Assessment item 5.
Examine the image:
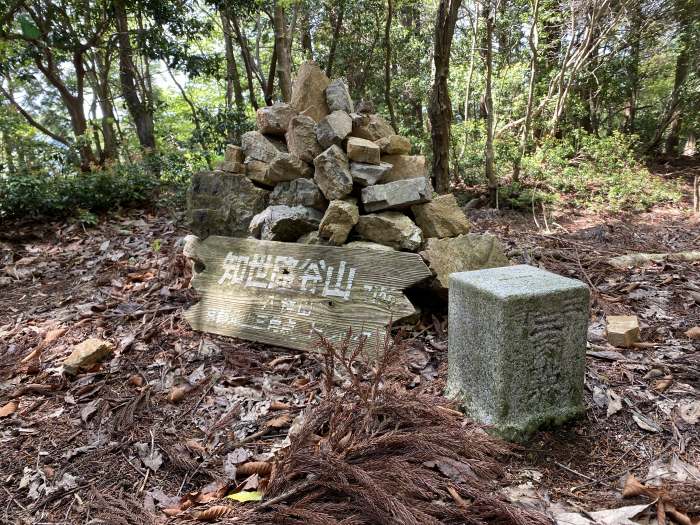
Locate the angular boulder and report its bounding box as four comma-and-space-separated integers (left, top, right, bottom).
355, 100, 375, 114
351, 113, 395, 141
381, 154, 428, 182
242, 131, 287, 163
345, 240, 395, 251
420, 234, 509, 288
218, 160, 245, 174
256, 102, 297, 135
63, 338, 115, 375
412, 194, 470, 238
356, 212, 423, 251
290, 61, 330, 123
326, 79, 354, 113
313, 145, 353, 200
245, 159, 274, 187
347, 137, 380, 164
225, 144, 244, 163
315, 110, 352, 149
267, 153, 313, 183
187, 171, 270, 238
376, 134, 411, 155
269, 178, 327, 210
249, 205, 323, 241
361, 177, 432, 213
286, 115, 322, 163
319, 199, 359, 245
350, 161, 392, 186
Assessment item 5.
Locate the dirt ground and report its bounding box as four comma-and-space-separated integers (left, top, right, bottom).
1, 167, 699, 524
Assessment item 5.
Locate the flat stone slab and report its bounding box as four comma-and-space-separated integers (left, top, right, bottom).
446, 264, 589, 441
361, 177, 432, 213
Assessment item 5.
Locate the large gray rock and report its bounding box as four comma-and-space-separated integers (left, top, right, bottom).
269, 178, 327, 210
375, 135, 411, 155
267, 153, 313, 183
355, 212, 423, 251
286, 115, 322, 163
187, 171, 269, 238
350, 161, 392, 186
315, 110, 352, 149
361, 177, 432, 213
412, 194, 470, 238
290, 61, 330, 123
351, 113, 395, 141
420, 234, 509, 289
346, 137, 380, 164
313, 145, 353, 200
446, 265, 589, 441
380, 154, 428, 182
249, 205, 323, 241
345, 240, 395, 251
218, 160, 245, 174
256, 103, 297, 135
319, 199, 359, 245
326, 79, 354, 113
241, 131, 287, 163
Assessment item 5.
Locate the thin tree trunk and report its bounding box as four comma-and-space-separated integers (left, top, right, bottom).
300, 4, 313, 59
230, 14, 260, 110
92, 50, 119, 161
114, 0, 156, 154
274, 1, 293, 102
459, 1, 478, 158
326, 0, 345, 78
384, 0, 397, 130
165, 64, 212, 169
220, 9, 245, 117
428, 0, 462, 194
482, 1, 497, 204
513, 0, 539, 182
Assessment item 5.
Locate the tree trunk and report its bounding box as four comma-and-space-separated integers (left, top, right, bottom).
513, 0, 539, 182
428, 0, 461, 194
221, 9, 245, 118
383, 0, 397, 130
273, 1, 293, 102
230, 14, 260, 110
300, 5, 313, 59
482, 1, 497, 205
92, 50, 119, 161
326, 0, 345, 78
114, 0, 156, 154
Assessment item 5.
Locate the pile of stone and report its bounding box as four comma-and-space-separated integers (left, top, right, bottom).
187, 61, 507, 286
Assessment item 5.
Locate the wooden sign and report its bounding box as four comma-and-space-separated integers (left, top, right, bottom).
183, 236, 431, 351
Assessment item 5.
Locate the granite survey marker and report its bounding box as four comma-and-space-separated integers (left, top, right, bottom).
184, 236, 431, 351
447, 264, 590, 441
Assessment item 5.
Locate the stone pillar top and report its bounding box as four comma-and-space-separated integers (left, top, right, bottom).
449, 264, 588, 300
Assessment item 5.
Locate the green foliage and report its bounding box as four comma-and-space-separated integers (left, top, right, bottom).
0, 161, 160, 220
521, 132, 682, 211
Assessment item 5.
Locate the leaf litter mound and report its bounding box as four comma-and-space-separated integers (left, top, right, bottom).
235, 332, 552, 525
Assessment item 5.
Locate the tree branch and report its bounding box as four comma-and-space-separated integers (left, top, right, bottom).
0, 83, 70, 145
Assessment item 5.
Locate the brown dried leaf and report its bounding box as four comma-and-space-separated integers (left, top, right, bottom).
195, 505, 237, 521
236, 461, 272, 477
685, 326, 700, 340
266, 413, 291, 429
162, 507, 182, 517
269, 400, 290, 410
0, 400, 18, 418
129, 374, 144, 387
168, 385, 191, 403
654, 376, 673, 393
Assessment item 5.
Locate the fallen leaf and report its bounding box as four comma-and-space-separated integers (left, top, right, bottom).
168, 384, 191, 403
685, 326, 700, 339
606, 390, 623, 417
632, 412, 661, 432
0, 400, 18, 417
653, 375, 673, 392
236, 461, 271, 477
266, 413, 291, 428
678, 401, 700, 425
555, 503, 650, 525
269, 400, 290, 410
226, 490, 263, 503
196, 505, 237, 521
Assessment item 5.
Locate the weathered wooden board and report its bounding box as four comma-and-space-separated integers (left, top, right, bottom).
183, 236, 431, 351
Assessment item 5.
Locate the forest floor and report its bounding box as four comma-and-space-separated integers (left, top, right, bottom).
1, 162, 699, 524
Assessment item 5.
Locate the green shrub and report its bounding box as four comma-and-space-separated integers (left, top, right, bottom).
521, 131, 681, 212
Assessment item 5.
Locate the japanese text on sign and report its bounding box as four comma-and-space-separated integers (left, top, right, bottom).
217, 252, 357, 301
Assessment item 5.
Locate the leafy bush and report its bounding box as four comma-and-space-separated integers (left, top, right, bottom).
0, 161, 160, 221
521, 131, 681, 211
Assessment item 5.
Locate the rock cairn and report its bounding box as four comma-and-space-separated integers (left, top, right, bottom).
188, 61, 505, 284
